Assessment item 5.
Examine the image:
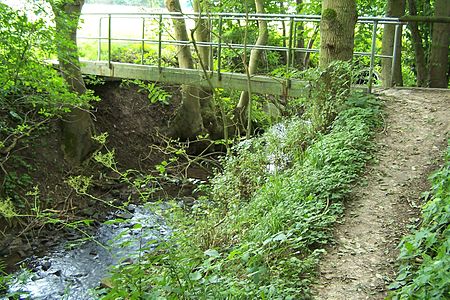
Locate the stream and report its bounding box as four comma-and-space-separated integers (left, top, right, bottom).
3, 204, 169, 300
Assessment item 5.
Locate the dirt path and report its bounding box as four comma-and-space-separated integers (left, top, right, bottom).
313, 89, 450, 299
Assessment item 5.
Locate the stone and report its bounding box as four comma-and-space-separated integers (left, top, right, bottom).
100, 277, 114, 289
41, 261, 51, 271
127, 204, 136, 213
18, 250, 27, 258
116, 212, 133, 220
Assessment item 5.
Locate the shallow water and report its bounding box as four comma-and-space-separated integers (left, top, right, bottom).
5, 205, 169, 300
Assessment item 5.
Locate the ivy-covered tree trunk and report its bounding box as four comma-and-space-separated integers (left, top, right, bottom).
319, 0, 357, 67
318, 0, 356, 131
235, 0, 268, 128
51, 0, 96, 166
165, 0, 204, 139
407, 0, 428, 87
381, 0, 405, 87
428, 0, 450, 88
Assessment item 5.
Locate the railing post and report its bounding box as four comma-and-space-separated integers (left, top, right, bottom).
158, 14, 163, 73
97, 17, 102, 61
292, 17, 297, 67
217, 15, 223, 81
141, 17, 145, 65
209, 16, 213, 72
390, 23, 402, 87
368, 20, 378, 93
108, 14, 112, 68
286, 17, 294, 72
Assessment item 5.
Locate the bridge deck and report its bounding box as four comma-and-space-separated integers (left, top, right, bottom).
80, 60, 309, 97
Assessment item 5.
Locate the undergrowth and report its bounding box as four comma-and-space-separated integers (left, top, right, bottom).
389, 143, 450, 299
98, 90, 382, 299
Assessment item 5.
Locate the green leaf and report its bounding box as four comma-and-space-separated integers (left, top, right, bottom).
204, 249, 220, 258
132, 223, 143, 230
272, 233, 287, 242
189, 271, 202, 281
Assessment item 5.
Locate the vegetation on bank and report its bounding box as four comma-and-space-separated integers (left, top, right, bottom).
98, 79, 383, 298
389, 144, 450, 299
0, 3, 96, 219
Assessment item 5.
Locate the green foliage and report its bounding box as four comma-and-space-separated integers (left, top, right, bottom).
0, 261, 22, 299
2, 171, 33, 208
100, 90, 382, 298
283, 61, 353, 131
389, 144, 450, 299
79, 41, 178, 67
85, 0, 164, 7
0, 197, 16, 218
121, 79, 171, 105
0, 4, 90, 113
84, 75, 106, 86
89, 133, 161, 203
0, 260, 5, 290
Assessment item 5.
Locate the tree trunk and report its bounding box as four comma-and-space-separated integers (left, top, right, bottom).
317, 0, 356, 131
407, 0, 428, 86
51, 0, 96, 166
381, 0, 405, 87
428, 0, 450, 88
319, 0, 357, 67
192, 0, 220, 137
236, 0, 268, 125
295, 0, 306, 70
165, 0, 204, 139
193, 0, 210, 69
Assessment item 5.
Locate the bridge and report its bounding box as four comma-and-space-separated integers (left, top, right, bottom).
76, 12, 405, 95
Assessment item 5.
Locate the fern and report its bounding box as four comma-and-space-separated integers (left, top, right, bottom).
122, 79, 171, 105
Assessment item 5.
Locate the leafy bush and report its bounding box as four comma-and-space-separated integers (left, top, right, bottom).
389, 144, 450, 299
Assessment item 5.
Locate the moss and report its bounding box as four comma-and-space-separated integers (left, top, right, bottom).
322, 8, 337, 21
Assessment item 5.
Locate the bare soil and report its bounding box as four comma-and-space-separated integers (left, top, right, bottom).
92, 81, 180, 170
313, 88, 450, 299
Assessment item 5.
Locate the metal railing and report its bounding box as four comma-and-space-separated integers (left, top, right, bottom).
78, 12, 405, 93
